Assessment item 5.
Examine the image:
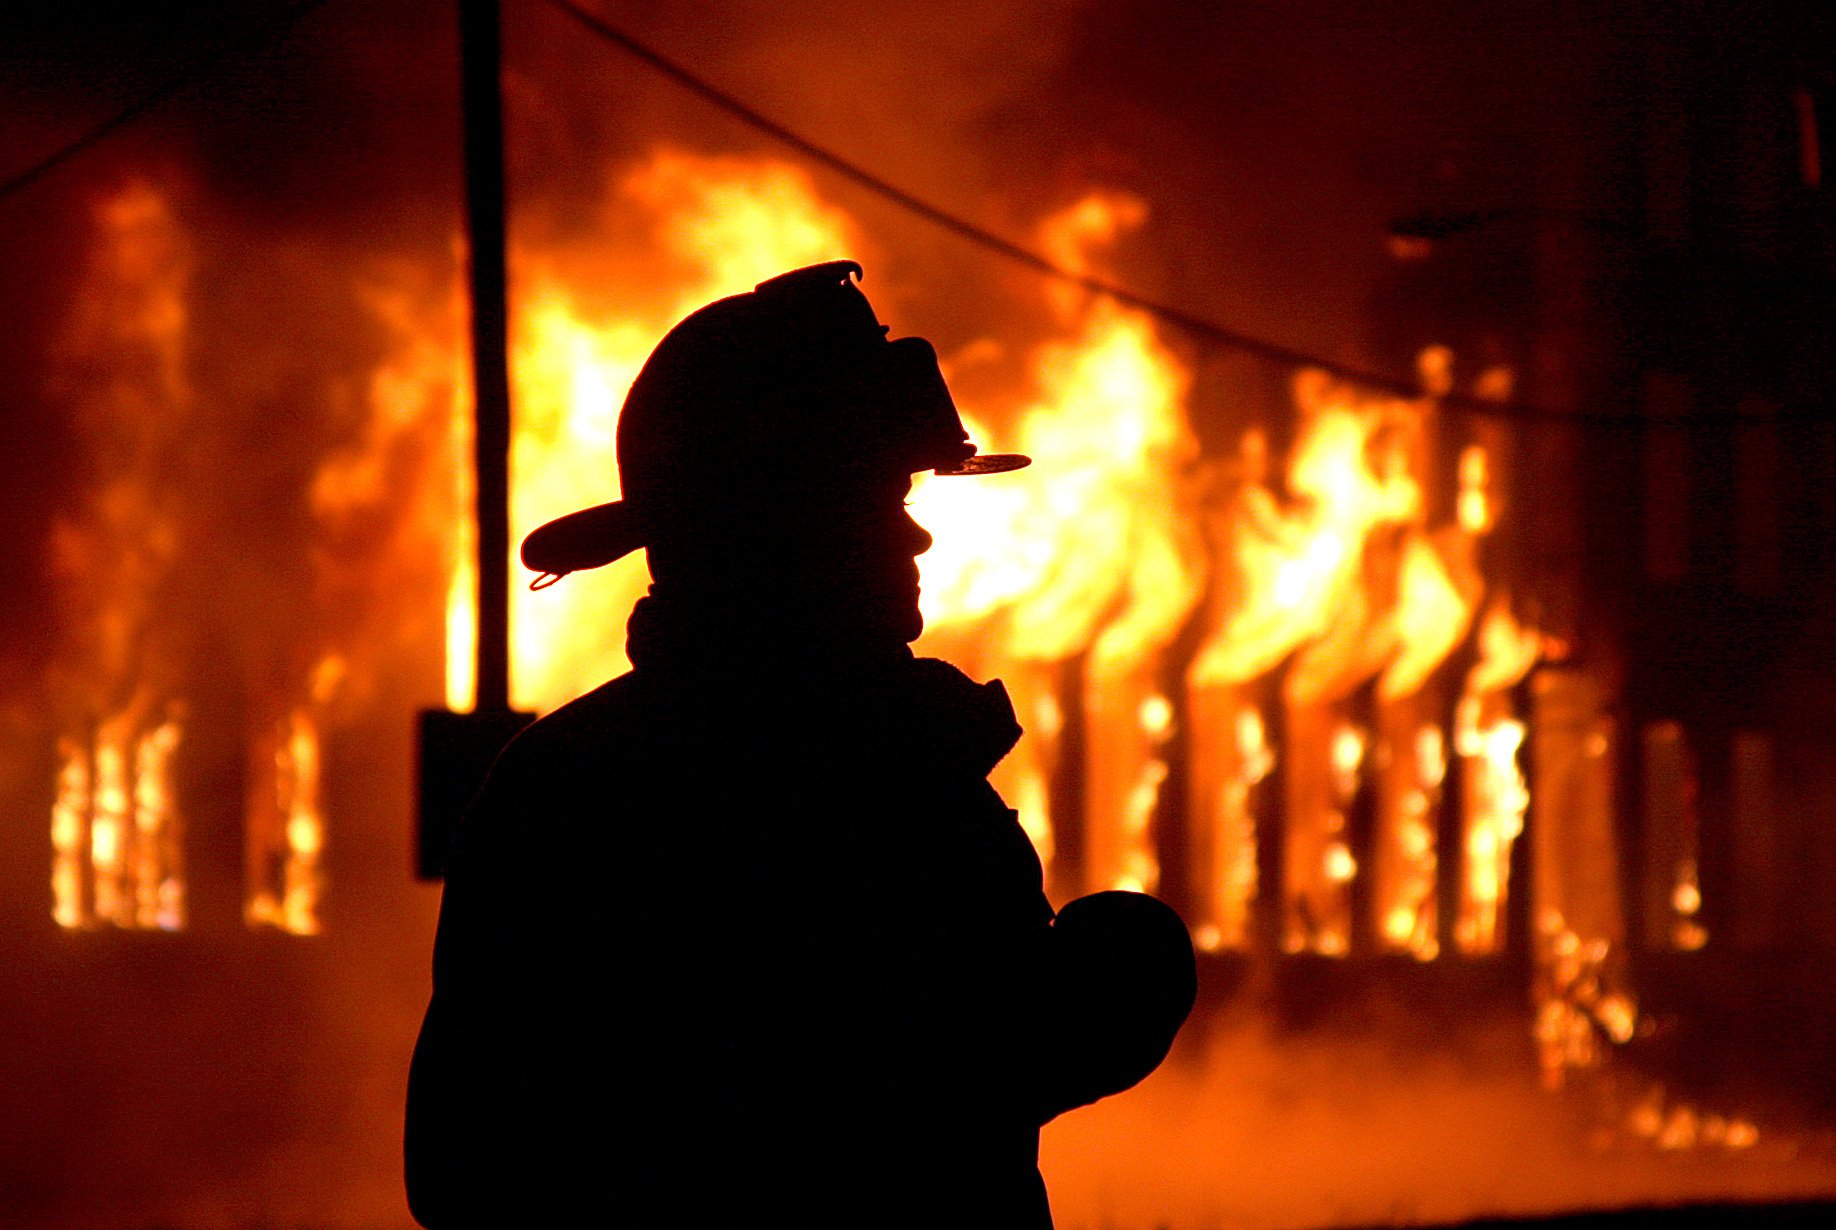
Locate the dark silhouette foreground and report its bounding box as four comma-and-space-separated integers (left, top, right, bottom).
406, 262, 1196, 1228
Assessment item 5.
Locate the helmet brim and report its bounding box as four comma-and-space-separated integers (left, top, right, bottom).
519, 450, 1031, 586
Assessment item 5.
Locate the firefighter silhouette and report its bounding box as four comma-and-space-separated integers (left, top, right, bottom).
405, 262, 1196, 1229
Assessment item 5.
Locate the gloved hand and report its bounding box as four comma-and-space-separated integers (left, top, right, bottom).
1037, 890, 1197, 1120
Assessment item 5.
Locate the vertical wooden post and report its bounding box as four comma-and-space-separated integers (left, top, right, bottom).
460, 0, 511, 714
415, 0, 533, 881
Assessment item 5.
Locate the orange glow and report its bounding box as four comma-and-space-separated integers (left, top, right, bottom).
1376, 721, 1445, 961
51, 715, 185, 931
1188, 702, 1274, 951
477, 151, 863, 714
1672, 859, 1708, 951
50, 742, 87, 929
247, 706, 326, 936
48, 182, 192, 932
1189, 377, 1425, 696
1455, 597, 1541, 954
1180, 356, 1502, 957
913, 192, 1201, 896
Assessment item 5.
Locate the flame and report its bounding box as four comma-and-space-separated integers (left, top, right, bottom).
1379, 530, 1479, 701
1455, 597, 1541, 954
1189, 376, 1424, 695
1183, 355, 1502, 956
47, 182, 192, 931
912, 192, 1201, 896
1457, 444, 1493, 534
50, 742, 87, 929
437, 151, 866, 714
50, 715, 185, 931
1535, 913, 1629, 1087
246, 705, 326, 936
1188, 700, 1274, 952
446, 544, 477, 712
913, 228, 1200, 659
1377, 722, 1445, 960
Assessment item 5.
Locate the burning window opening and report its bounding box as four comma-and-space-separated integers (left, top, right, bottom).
244, 707, 326, 936
52, 715, 186, 932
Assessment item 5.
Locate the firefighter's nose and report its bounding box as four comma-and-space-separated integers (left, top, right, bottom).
903, 509, 934, 557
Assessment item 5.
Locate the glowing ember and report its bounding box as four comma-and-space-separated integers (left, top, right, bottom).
1672, 859, 1708, 951
1637, 719, 1710, 952
1534, 912, 1631, 1087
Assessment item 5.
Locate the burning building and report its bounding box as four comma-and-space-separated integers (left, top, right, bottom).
3, 1, 1836, 1227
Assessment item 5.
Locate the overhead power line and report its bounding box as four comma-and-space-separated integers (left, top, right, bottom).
542, 0, 1825, 430
0, 0, 335, 207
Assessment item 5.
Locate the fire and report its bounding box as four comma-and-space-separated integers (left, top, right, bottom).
1377, 722, 1446, 960
461, 174, 1533, 938
59, 163, 1535, 970
440, 150, 863, 714
1671, 858, 1708, 951
1455, 596, 1540, 954
52, 716, 186, 930
913, 192, 1202, 897
1186, 356, 1495, 955
245, 708, 326, 935
48, 180, 455, 932
46, 182, 192, 931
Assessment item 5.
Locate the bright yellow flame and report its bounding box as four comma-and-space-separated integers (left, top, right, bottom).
51, 742, 87, 929
1380, 532, 1479, 700
1190, 374, 1424, 693
51, 715, 184, 931
1375, 722, 1445, 961
1455, 598, 1540, 955
1457, 445, 1492, 534
132, 719, 183, 931
915, 283, 1201, 664
913, 194, 1200, 899
1138, 694, 1174, 739
1330, 724, 1366, 795
445, 549, 477, 712
500, 151, 862, 714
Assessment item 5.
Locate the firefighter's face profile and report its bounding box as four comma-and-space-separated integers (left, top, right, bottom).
763, 472, 933, 646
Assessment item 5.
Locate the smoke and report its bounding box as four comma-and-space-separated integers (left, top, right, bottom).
1043, 982, 1836, 1230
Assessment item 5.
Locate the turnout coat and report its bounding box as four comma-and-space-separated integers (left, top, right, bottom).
406, 627, 1194, 1229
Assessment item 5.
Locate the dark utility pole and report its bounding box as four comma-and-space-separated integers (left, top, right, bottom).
415, 0, 533, 880
460, 0, 512, 714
